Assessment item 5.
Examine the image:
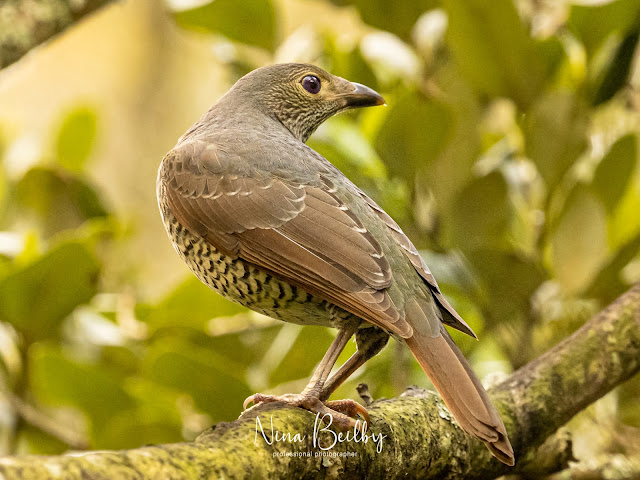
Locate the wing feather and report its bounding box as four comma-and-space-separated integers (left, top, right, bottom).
160, 142, 412, 337
359, 191, 477, 338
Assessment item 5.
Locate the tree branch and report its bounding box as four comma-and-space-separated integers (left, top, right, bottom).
0, 283, 638, 479
0, 0, 114, 70
1, 390, 88, 450
545, 455, 640, 480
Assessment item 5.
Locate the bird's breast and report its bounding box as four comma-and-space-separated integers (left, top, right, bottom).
158, 187, 345, 328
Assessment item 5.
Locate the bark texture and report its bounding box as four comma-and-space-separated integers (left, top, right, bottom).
545, 455, 640, 480
0, 0, 113, 69
0, 283, 638, 479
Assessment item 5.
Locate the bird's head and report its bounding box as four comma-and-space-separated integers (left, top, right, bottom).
228, 63, 385, 143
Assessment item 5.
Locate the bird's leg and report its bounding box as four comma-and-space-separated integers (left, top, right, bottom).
320, 327, 389, 401
243, 321, 369, 430
299, 324, 357, 397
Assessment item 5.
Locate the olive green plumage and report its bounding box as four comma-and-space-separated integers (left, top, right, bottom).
157, 63, 514, 465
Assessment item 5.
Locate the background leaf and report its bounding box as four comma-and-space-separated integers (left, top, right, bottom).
137, 276, 246, 332
55, 107, 98, 172
441, 0, 545, 109
524, 92, 588, 192
15, 167, 108, 236
143, 344, 252, 422
448, 171, 511, 251
590, 31, 639, 106
174, 0, 277, 51
328, 0, 436, 41
30, 343, 135, 435
568, 0, 640, 58
375, 92, 451, 182
591, 134, 637, 213
550, 186, 608, 293
0, 241, 100, 341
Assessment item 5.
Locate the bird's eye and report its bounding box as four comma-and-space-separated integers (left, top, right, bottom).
301, 75, 321, 94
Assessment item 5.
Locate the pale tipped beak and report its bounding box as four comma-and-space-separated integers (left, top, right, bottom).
344, 82, 386, 107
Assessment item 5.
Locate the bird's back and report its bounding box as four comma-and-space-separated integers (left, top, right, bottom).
159, 118, 463, 341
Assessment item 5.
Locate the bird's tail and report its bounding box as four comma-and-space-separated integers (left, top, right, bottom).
405, 330, 515, 466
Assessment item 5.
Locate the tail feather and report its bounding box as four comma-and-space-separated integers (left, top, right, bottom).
405, 329, 515, 466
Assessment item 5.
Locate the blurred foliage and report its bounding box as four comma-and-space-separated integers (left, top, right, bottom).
0, 0, 639, 461
174, 0, 277, 51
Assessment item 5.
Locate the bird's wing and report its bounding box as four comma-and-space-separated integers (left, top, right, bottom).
358, 192, 477, 338
160, 141, 413, 337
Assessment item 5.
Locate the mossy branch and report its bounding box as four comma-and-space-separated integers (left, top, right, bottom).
0, 283, 638, 479
543, 455, 640, 480
0, 0, 114, 70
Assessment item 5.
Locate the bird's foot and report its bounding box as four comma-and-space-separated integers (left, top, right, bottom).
243, 393, 369, 431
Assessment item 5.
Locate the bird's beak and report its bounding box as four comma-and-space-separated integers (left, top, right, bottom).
342, 82, 386, 108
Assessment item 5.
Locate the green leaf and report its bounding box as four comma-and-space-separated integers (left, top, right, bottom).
619, 375, 640, 428
524, 92, 588, 192
441, 0, 545, 109
466, 249, 546, 323
55, 107, 98, 172
328, 0, 436, 41
67, 176, 110, 219
173, 0, 277, 51
269, 326, 335, 386
568, 0, 640, 57
137, 276, 247, 331
591, 31, 639, 106
29, 343, 135, 434
98, 378, 184, 448
99, 411, 183, 449
591, 134, 637, 212
149, 324, 282, 382
585, 231, 640, 303
417, 63, 481, 221
15, 167, 108, 236
100, 345, 141, 377
374, 92, 451, 182
0, 241, 100, 341
190, 324, 282, 369
605, 153, 640, 248
0, 154, 6, 214
550, 186, 608, 293
448, 171, 511, 251
534, 35, 566, 87
18, 425, 69, 455
144, 345, 251, 422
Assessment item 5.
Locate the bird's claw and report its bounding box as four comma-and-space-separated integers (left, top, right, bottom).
326, 399, 370, 430
241, 393, 369, 432
243, 394, 256, 411
243, 393, 279, 411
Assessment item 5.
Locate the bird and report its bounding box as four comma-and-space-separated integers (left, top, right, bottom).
156, 63, 514, 466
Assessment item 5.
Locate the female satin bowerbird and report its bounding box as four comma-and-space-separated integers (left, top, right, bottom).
157, 63, 514, 465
